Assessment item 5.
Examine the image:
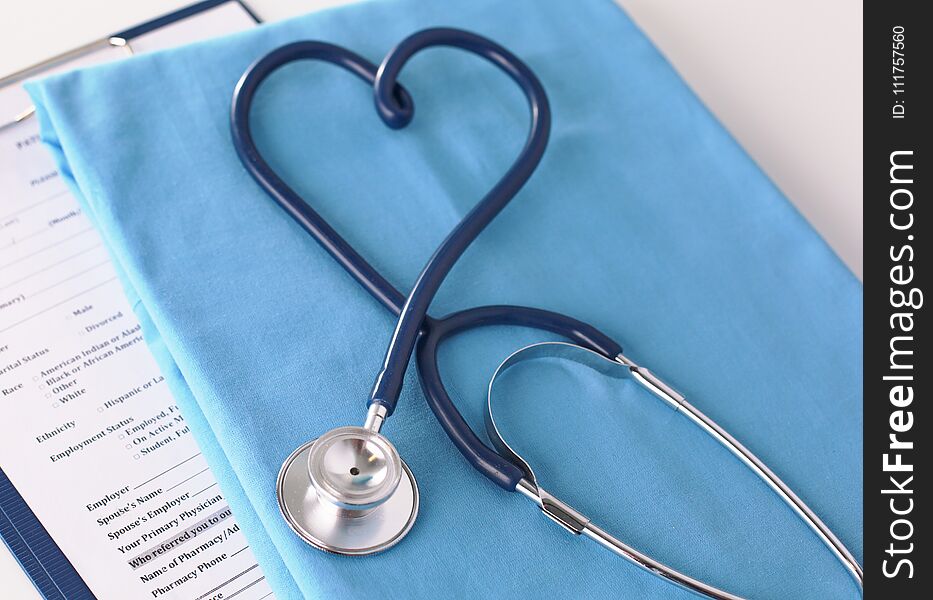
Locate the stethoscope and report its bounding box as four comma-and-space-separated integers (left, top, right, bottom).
230, 27, 862, 599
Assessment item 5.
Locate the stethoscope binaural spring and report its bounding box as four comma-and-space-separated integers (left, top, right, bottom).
230, 27, 862, 599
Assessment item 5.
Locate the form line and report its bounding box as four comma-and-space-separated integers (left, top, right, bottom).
165, 467, 210, 493
193, 482, 218, 497
0, 227, 95, 272
133, 454, 202, 490
0, 276, 117, 334
0, 244, 103, 293
194, 564, 259, 600
25, 260, 110, 298
226, 577, 266, 599
0, 189, 70, 222
0, 226, 53, 251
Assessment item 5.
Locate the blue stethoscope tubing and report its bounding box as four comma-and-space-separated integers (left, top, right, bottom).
231, 27, 862, 599
231, 28, 621, 492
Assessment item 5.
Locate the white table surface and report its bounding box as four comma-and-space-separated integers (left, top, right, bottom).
0, 0, 862, 597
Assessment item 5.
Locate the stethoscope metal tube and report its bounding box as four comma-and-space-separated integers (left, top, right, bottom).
231, 27, 862, 598
487, 342, 863, 599
617, 352, 863, 585
654, 374, 865, 586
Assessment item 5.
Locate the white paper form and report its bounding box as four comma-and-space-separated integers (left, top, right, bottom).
0, 4, 275, 599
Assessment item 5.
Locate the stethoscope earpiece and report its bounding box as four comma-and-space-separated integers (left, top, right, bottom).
277, 411, 419, 555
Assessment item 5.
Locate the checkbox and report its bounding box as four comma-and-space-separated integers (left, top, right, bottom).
118, 434, 125, 440
97, 407, 104, 413
32, 375, 40, 381
38, 384, 45, 390
125, 444, 132, 449
133, 454, 140, 460
52, 402, 60, 408
45, 393, 51, 399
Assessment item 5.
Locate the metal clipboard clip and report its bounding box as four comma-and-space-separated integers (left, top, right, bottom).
0, 36, 134, 132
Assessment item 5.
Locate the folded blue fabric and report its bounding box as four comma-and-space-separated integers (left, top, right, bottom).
27, 0, 862, 597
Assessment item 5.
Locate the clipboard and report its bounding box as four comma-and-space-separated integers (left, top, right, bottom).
0, 3, 260, 598
0, 0, 260, 132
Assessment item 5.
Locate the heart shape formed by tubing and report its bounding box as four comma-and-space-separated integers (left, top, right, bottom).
231, 28, 623, 492
230, 26, 863, 599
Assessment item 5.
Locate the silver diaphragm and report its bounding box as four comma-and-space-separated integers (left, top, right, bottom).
277, 426, 419, 555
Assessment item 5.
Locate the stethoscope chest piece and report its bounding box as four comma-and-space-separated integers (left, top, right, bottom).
277, 426, 419, 555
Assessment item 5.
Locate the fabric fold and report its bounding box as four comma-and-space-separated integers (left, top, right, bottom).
27, 0, 862, 597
